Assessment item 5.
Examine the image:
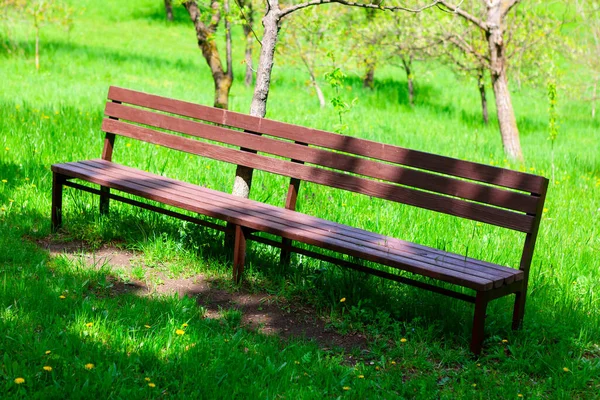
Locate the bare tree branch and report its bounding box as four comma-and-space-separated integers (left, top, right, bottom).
501, 0, 521, 19
437, 0, 488, 31
280, 0, 442, 19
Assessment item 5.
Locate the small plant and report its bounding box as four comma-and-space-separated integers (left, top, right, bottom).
324, 52, 357, 134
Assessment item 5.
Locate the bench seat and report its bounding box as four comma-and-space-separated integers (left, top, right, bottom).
53, 159, 524, 292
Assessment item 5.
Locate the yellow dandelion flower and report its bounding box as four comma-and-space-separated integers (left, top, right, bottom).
563, 367, 569, 372
144, 324, 151, 329
295, 361, 300, 365
1, 207, 5, 212
45, 350, 51, 355
85, 322, 93, 327
1, 179, 7, 183
8, 199, 14, 202
340, 297, 346, 303
25, 177, 29, 181
472, 383, 477, 388
145, 377, 151, 382
84, 363, 95, 370
182, 323, 188, 328
375, 366, 380, 371
518, 395, 523, 398
502, 339, 508, 344
400, 338, 407, 343
342, 386, 350, 391
54, 111, 59, 115
148, 383, 156, 388
126, 143, 132, 147
390, 361, 396, 365
59, 295, 66, 299
43, 366, 52, 372
476, 363, 481, 367
14, 377, 25, 384
357, 375, 364, 379
175, 329, 185, 336
4, 147, 8, 151
42, 115, 50, 119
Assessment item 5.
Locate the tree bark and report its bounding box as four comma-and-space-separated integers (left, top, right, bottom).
477, 69, 489, 125
401, 56, 414, 106
164, 0, 173, 21
185, 1, 233, 109
486, 1, 524, 161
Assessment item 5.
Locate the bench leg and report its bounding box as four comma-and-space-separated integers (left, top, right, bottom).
280, 238, 292, 268
512, 288, 527, 330
51, 173, 65, 233
470, 292, 489, 355
99, 186, 110, 215
232, 225, 247, 283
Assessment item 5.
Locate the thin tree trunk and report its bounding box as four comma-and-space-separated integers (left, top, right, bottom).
35, 25, 39, 71
300, 54, 325, 108
478, 69, 489, 125
242, 1, 254, 86
185, 1, 232, 109
401, 56, 414, 106
363, 64, 375, 89
491, 71, 522, 160
233, 3, 280, 199
164, 0, 173, 21
487, 3, 524, 161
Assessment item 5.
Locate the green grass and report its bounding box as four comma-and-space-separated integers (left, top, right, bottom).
1, 0, 599, 398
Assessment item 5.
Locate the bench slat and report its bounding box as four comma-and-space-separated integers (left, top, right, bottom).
104, 102, 539, 215
107, 86, 548, 194
79, 159, 517, 287
53, 160, 522, 290
101, 119, 535, 233
81, 159, 521, 282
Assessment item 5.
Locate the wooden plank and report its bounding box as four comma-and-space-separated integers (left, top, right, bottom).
103, 102, 538, 214
249, 234, 477, 303
107, 86, 548, 194
101, 119, 534, 233
81, 159, 522, 284
53, 160, 506, 289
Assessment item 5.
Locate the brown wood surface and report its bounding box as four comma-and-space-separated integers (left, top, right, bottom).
101, 119, 534, 233
103, 102, 538, 214
107, 86, 548, 194
52, 160, 525, 290
76, 159, 523, 283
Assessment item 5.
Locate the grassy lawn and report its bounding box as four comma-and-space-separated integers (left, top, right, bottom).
1, 0, 599, 398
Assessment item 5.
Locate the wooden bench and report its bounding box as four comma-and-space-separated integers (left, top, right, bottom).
51, 86, 548, 354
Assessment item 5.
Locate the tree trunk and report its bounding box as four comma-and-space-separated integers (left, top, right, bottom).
478, 69, 489, 125
184, 1, 232, 109
486, 3, 524, 161
164, 0, 173, 21
242, 1, 255, 86
35, 25, 39, 71
401, 56, 414, 106
232, 2, 281, 199
300, 54, 325, 108
491, 71, 522, 161
363, 64, 375, 89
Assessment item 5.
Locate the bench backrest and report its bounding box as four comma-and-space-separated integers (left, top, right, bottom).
101, 86, 548, 272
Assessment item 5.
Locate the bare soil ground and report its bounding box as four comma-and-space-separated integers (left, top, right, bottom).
38, 240, 368, 353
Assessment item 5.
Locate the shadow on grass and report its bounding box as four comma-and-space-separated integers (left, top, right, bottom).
131, 2, 193, 25
0, 39, 198, 72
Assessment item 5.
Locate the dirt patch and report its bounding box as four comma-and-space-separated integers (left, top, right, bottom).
38, 239, 367, 352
